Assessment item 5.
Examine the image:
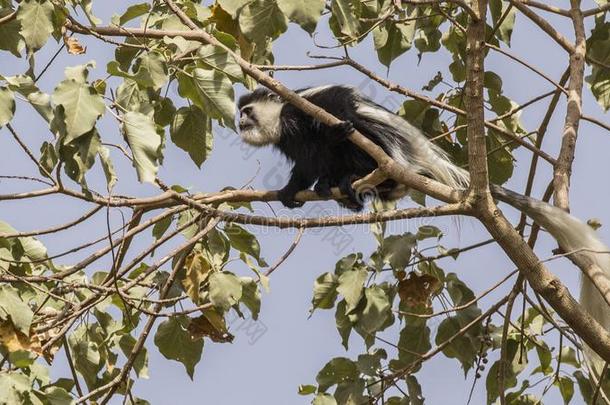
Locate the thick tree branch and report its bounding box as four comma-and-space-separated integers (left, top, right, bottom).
583, 2, 610, 17
553, 0, 586, 211
465, 0, 489, 195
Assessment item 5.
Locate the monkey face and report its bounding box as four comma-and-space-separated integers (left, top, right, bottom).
237, 100, 283, 146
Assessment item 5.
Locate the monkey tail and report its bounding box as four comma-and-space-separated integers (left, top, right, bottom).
493, 186, 610, 379
354, 100, 470, 191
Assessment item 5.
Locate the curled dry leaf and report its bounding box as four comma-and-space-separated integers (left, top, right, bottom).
65, 37, 87, 55
187, 311, 234, 343
397, 272, 441, 308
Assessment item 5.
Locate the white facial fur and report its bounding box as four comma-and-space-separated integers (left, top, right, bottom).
239, 101, 284, 146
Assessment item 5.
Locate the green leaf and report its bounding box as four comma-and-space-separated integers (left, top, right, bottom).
559, 346, 580, 368
152, 216, 173, 240
79, 0, 102, 25
0, 87, 15, 127
0, 10, 23, 56
115, 79, 149, 112
177, 209, 199, 239
0, 221, 48, 262
119, 334, 149, 379
170, 106, 213, 168
573, 370, 594, 404
98, 145, 117, 190
532, 341, 553, 375
68, 325, 102, 389
44, 386, 74, 405
586, 20, 610, 111
108, 52, 168, 92
484, 71, 503, 92
406, 376, 425, 405
0, 285, 34, 334
357, 349, 386, 377
489, 0, 516, 45
313, 393, 338, 405
316, 357, 358, 391
177, 68, 236, 129
311, 272, 339, 311
334, 379, 366, 404
449, 59, 466, 82
336, 268, 367, 312
240, 277, 261, 320
435, 314, 480, 374
197, 45, 244, 82
133, 52, 168, 91
154, 97, 176, 127
330, 0, 361, 40
8, 350, 35, 368
154, 316, 203, 379
485, 340, 526, 403
355, 286, 391, 337
445, 273, 475, 306
208, 271, 243, 311
239, 0, 288, 44
122, 111, 163, 183
277, 0, 324, 34
115, 3, 151, 26
4, 75, 53, 121
0, 371, 30, 404
380, 233, 416, 271
374, 20, 416, 67
60, 129, 101, 187
17, 0, 54, 51
390, 324, 431, 372
202, 228, 230, 270
298, 384, 317, 395
335, 300, 352, 349
217, 0, 252, 17
224, 223, 266, 266
554, 376, 574, 404
52, 66, 106, 142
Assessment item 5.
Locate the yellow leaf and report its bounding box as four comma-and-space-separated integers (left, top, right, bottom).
0, 320, 42, 355
182, 252, 212, 303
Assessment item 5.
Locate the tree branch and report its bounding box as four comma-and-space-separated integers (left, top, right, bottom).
465, 0, 489, 195
553, 0, 586, 211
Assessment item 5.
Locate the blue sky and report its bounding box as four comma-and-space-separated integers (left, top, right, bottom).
1, 1, 609, 403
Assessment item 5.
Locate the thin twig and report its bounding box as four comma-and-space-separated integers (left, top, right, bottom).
0, 206, 102, 238
264, 227, 305, 276
5, 124, 55, 183
486, 43, 568, 94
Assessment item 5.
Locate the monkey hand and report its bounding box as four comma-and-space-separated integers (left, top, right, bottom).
277, 187, 305, 208
339, 175, 364, 211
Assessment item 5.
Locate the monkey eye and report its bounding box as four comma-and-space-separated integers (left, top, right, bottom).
240, 106, 253, 116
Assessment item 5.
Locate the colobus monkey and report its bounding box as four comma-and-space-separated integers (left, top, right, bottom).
238, 85, 468, 210
237, 85, 610, 375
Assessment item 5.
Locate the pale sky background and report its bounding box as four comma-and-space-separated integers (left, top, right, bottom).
1, 1, 609, 404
